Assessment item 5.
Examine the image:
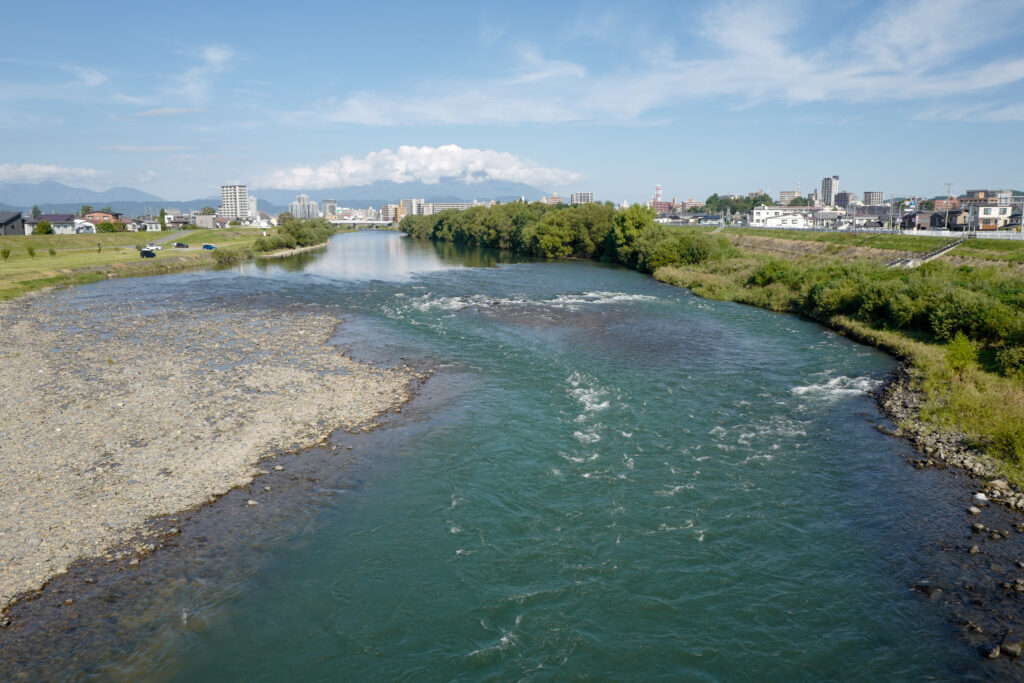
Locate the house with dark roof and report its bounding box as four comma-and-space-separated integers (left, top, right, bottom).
0, 211, 24, 236
24, 214, 76, 234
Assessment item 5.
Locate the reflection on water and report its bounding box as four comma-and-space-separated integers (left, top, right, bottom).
244, 230, 529, 281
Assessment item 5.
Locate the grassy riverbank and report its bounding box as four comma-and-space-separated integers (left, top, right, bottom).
0, 220, 348, 300
402, 205, 1024, 483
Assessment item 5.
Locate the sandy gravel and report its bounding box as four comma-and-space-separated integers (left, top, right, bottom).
0, 291, 415, 609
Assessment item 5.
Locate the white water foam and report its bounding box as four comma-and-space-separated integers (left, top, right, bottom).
791, 375, 883, 400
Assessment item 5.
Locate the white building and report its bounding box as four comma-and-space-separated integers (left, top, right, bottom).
863, 191, 884, 206
750, 204, 809, 228
541, 194, 564, 205
321, 199, 338, 218
570, 192, 595, 205
288, 194, 320, 219
821, 176, 839, 207
971, 204, 1013, 229
219, 185, 249, 220
399, 198, 423, 216
74, 219, 96, 234
248, 195, 258, 219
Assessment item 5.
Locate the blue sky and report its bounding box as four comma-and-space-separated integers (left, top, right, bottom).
2, 0, 1023, 202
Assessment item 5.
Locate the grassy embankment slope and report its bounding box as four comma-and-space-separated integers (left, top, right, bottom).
0, 229, 268, 300
0, 220, 349, 300
402, 203, 1024, 483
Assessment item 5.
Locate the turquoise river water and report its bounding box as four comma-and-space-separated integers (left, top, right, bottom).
3, 230, 1001, 680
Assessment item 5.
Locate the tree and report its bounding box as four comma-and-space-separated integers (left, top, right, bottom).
100, 206, 113, 213
789, 196, 810, 206
946, 332, 976, 379
31, 205, 41, 219
158, 208, 167, 229
609, 204, 656, 267
33, 220, 53, 235
200, 207, 217, 215
97, 222, 119, 233
921, 200, 935, 211
81, 204, 93, 216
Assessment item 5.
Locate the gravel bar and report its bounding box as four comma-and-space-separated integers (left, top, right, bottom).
0, 291, 415, 610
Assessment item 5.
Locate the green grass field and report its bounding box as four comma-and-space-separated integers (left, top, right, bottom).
723, 227, 955, 253
0, 228, 278, 300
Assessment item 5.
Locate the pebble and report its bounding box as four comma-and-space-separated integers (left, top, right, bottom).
273, 465, 284, 471
972, 523, 985, 534
246, 500, 259, 506
974, 492, 990, 506
968, 506, 981, 515
970, 545, 980, 555
1002, 634, 1024, 658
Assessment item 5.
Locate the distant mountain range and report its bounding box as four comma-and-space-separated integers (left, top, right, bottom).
0, 179, 551, 216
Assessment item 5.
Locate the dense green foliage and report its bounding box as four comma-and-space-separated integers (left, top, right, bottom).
32, 220, 52, 235
96, 222, 120, 233
401, 202, 736, 273
703, 193, 774, 215
253, 218, 341, 253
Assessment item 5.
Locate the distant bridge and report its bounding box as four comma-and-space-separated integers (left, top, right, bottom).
329, 219, 395, 229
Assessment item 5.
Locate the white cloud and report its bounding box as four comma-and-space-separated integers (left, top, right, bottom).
260, 145, 582, 189
291, 0, 1024, 126
0, 163, 102, 183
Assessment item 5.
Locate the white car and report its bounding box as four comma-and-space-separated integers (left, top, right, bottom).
146, 243, 162, 250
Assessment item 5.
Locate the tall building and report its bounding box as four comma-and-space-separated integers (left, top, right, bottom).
863, 191, 883, 206
247, 196, 258, 219
821, 176, 839, 207
288, 194, 319, 219
399, 198, 423, 216
835, 191, 856, 209
321, 199, 338, 218
219, 185, 249, 220
779, 190, 800, 205
570, 192, 595, 205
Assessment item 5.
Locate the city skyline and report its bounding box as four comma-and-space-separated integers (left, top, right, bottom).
2, 0, 1023, 203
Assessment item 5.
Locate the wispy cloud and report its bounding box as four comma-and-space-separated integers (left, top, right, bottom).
259, 144, 582, 189
115, 45, 234, 109
289, 0, 1024, 126
0, 163, 103, 183
0, 59, 108, 101
101, 145, 192, 152
133, 107, 203, 118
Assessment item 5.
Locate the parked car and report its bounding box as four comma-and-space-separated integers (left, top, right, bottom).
173, 242, 189, 248
202, 243, 216, 250
146, 243, 162, 250
140, 249, 156, 258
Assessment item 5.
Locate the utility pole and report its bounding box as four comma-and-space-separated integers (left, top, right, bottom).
944, 182, 952, 231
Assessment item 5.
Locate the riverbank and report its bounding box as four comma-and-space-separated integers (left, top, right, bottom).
0, 289, 419, 612
0, 228, 273, 300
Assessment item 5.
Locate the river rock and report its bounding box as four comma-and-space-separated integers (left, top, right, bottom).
968, 506, 981, 515
986, 645, 1002, 659
971, 522, 985, 533
973, 492, 990, 506
1002, 634, 1024, 658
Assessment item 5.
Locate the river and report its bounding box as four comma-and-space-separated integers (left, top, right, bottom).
1, 230, 1006, 679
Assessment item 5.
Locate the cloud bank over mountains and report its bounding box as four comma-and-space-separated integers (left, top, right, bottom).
261, 145, 582, 190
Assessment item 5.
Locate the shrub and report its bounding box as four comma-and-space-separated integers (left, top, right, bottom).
1, 247, 9, 260
48, 247, 56, 257
27, 245, 36, 258
808, 279, 860, 317
997, 346, 1024, 378
945, 332, 977, 376
749, 259, 801, 289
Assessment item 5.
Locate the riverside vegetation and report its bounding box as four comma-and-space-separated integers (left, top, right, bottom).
0, 219, 345, 298
402, 203, 1024, 481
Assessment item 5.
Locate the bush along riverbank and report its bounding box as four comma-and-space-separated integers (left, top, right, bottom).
402, 204, 1024, 488
213, 218, 347, 265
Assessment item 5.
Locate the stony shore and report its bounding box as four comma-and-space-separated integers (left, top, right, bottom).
0, 290, 417, 611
